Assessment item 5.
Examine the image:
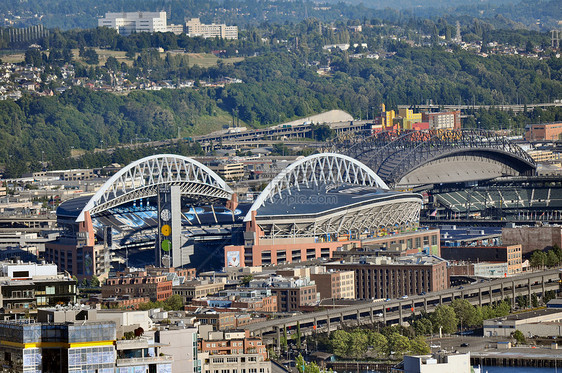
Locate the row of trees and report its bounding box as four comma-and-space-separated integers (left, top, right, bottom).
411, 299, 512, 336
328, 328, 430, 359
529, 245, 562, 268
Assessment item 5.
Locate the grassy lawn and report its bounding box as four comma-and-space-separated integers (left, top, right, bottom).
1, 48, 244, 68
0, 52, 25, 63
163, 51, 244, 67
189, 112, 244, 136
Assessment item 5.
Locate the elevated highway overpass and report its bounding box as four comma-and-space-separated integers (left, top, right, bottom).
247, 269, 561, 341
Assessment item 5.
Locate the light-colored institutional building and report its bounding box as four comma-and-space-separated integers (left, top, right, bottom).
185, 18, 238, 39
98, 11, 168, 35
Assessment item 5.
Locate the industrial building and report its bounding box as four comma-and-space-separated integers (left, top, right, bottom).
483, 309, 562, 338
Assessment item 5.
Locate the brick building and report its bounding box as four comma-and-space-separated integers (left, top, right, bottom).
309, 270, 355, 300
525, 122, 562, 141
173, 280, 226, 303
248, 276, 319, 312
440, 245, 522, 276
102, 270, 173, 302
191, 289, 277, 313
502, 226, 562, 255
199, 330, 267, 360
325, 255, 449, 299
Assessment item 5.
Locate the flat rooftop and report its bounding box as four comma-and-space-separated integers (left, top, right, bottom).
488, 308, 562, 322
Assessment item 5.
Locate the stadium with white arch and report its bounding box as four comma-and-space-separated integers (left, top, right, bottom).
47, 129, 539, 276
49, 153, 424, 275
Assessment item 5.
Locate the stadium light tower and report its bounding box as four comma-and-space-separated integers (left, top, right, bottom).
156, 185, 181, 268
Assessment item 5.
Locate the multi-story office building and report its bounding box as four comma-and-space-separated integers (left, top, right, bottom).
525, 122, 562, 141
102, 269, 173, 302
44, 211, 109, 280
98, 11, 168, 35
0, 318, 116, 372
0, 261, 77, 315
422, 111, 461, 130
115, 338, 173, 372
440, 244, 522, 276
199, 330, 268, 361
173, 280, 226, 303
326, 255, 449, 299
155, 326, 200, 373
185, 18, 238, 39
397, 108, 423, 130
187, 311, 237, 330
210, 162, 245, 181
192, 289, 278, 312
248, 276, 319, 312
310, 270, 355, 300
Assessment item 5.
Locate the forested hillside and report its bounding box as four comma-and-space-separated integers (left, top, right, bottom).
0, 0, 560, 30
1, 42, 561, 176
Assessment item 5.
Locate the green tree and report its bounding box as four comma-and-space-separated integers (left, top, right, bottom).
494, 300, 511, 317
531, 294, 539, 308
295, 321, 302, 350
368, 332, 388, 357
452, 299, 481, 329
517, 295, 528, 309
241, 275, 253, 286
163, 294, 184, 310
329, 329, 350, 357
90, 275, 100, 287
530, 250, 547, 268
348, 329, 369, 359
409, 336, 431, 354
412, 317, 433, 336
546, 250, 560, 267
311, 124, 334, 141
513, 330, 526, 344
387, 332, 410, 358
544, 290, 556, 304
295, 354, 322, 373
281, 326, 288, 353
430, 305, 458, 334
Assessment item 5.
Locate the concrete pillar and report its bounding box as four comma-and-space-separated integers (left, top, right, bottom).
489, 286, 493, 305
439, 295, 443, 305
478, 288, 483, 307
423, 298, 428, 312
383, 306, 387, 323
501, 282, 505, 300
542, 275, 546, 297
370, 307, 374, 323
399, 303, 403, 325
327, 314, 331, 334
340, 313, 344, 325
511, 281, 516, 307
357, 310, 361, 326
527, 278, 532, 306
276, 326, 281, 351
313, 318, 317, 333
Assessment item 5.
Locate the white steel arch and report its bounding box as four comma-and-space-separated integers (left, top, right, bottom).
244, 153, 388, 222
77, 154, 233, 222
